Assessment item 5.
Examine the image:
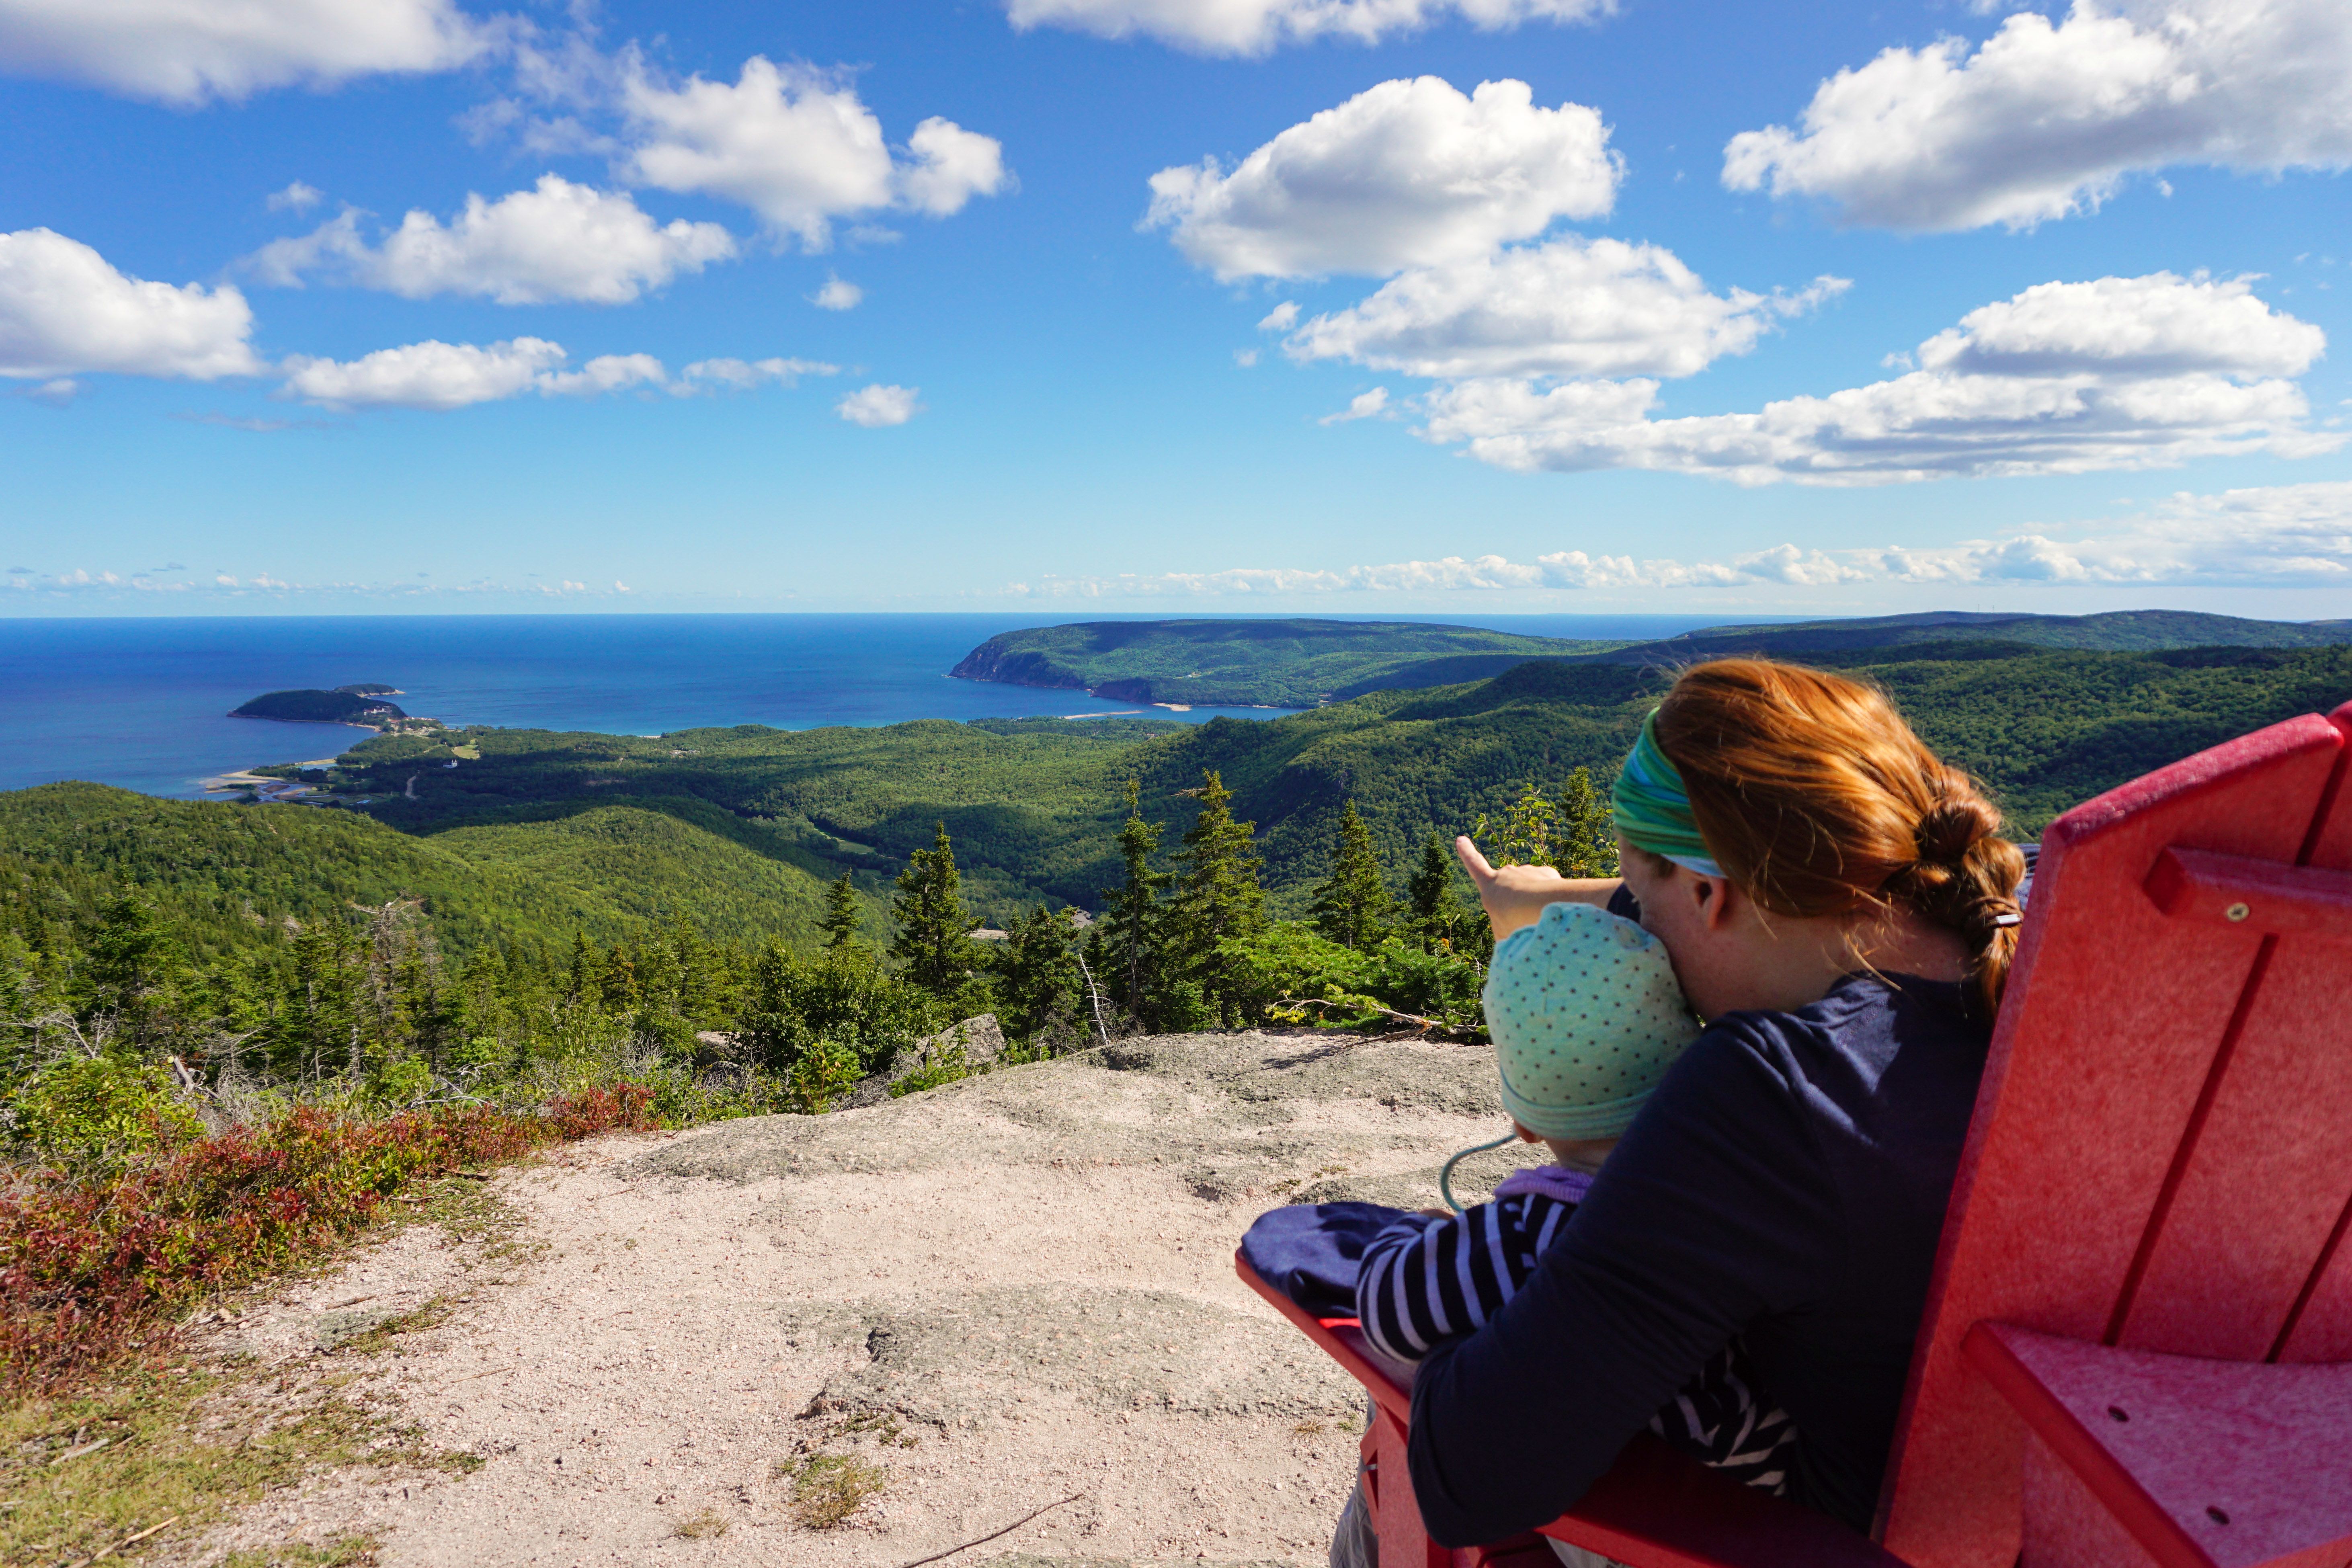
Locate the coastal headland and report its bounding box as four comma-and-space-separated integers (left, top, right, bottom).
231, 687, 412, 726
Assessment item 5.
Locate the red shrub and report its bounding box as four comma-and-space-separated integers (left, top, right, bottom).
0, 1083, 659, 1389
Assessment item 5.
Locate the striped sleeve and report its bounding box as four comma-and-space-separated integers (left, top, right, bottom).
1646, 1339, 1801, 1495
1356, 1194, 1573, 1363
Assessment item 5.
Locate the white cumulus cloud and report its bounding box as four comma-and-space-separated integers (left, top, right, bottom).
279, 340, 839, 410
1321, 387, 1390, 424
810, 275, 862, 310
1282, 236, 1849, 379
283, 337, 571, 410
1722, 0, 2352, 231
674, 357, 838, 393
620, 56, 1008, 247
0, 0, 490, 105
536, 352, 666, 397
1146, 77, 1619, 279
836, 383, 922, 426
899, 117, 1015, 216
1915, 272, 2324, 378
248, 176, 736, 305
0, 228, 262, 380
1414, 271, 2337, 485
1005, 0, 1613, 56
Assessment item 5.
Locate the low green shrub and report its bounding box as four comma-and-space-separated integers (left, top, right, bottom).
1217, 923, 1485, 1038
8, 1056, 203, 1170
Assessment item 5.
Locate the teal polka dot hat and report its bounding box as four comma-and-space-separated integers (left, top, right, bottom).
1481, 901, 1702, 1140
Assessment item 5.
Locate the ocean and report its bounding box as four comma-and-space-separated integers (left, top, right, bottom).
0, 613, 1738, 799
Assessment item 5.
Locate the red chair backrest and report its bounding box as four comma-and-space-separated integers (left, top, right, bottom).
1877, 702, 2352, 1568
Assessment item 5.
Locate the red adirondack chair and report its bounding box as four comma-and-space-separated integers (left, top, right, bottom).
1239, 698, 2352, 1568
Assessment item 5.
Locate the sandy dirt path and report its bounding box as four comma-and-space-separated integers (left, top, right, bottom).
183, 1032, 1544, 1568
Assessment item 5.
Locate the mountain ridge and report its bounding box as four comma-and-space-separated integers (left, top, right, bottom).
954, 611, 2352, 709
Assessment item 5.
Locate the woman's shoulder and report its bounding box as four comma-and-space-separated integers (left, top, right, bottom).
1665, 974, 1989, 1123
1708, 972, 1978, 1050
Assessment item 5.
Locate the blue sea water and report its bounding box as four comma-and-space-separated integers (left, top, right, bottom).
0, 613, 1740, 799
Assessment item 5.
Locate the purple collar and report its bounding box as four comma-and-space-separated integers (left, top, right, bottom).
1492, 1164, 1595, 1205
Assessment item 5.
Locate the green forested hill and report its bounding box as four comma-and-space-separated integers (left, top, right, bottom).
424, 798, 880, 945
355, 717, 1174, 919
949, 617, 1618, 707
0, 783, 868, 962
948, 610, 2352, 707
1814, 643, 2352, 826
282, 642, 2352, 924
1591, 609, 2352, 666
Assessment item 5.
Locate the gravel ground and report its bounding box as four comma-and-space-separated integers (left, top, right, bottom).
180, 1031, 1545, 1568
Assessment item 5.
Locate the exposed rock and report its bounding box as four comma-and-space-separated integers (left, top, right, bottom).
200, 1029, 1546, 1567
779, 1284, 1360, 1432
890, 1013, 1005, 1082
833, 1013, 1010, 1111
627, 1029, 1544, 1213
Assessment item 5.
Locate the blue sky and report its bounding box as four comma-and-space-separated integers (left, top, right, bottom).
2, 0, 2349, 619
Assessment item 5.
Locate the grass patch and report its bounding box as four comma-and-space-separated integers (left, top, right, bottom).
0, 1354, 475, 1566
839, 1409, 914, 1445
778, 1451, 885, 1529
332, 1295, 459, 1358
221, 1535, 381, 1567
672, 1507, 730, 1539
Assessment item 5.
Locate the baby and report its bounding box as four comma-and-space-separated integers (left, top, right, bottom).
1355, 900, 1798, 1495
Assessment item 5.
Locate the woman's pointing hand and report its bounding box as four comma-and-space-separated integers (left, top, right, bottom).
1454, 836, 1620, 943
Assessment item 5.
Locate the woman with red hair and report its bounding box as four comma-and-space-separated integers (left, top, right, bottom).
1415, 658, 2025, 1552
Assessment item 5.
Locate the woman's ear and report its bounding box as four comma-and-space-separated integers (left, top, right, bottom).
1692, 871, 1738, 932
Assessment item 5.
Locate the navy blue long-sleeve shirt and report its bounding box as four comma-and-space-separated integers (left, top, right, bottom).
1405, 969, 1989, 1541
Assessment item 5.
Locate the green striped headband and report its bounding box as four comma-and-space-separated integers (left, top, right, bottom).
1612, 711, 1724, 878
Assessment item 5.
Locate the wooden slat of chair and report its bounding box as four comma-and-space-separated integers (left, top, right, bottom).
2266, 700, 2352, 1366
2116, 705, 2352, 1362
1964, 1322, 2352, 1568
1878, 710, 2352, 1568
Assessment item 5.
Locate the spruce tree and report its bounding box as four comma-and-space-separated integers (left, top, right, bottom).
1309, 801, 1394, 950
992, 906, 1083, 1044
598, 946, 639, 1012
892, 821, 977, 998
83, 895, 170, 1032
565, 931, 593, 1005
1406, 832, 1467, 952
820, 872, 863, 952
1170, 771, 1265, 1022
737, 940, 806, 1074
1099, 779, 1167, 1019
1553, 766, 1619, 878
